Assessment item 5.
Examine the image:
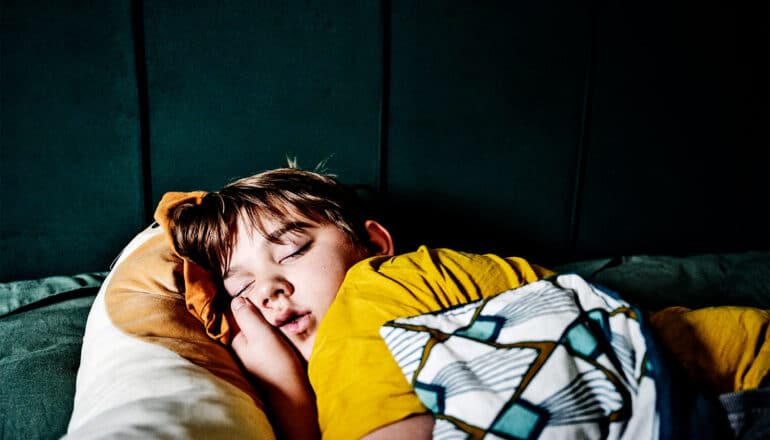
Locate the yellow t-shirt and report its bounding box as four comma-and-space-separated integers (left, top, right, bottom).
307, 246, 552, 439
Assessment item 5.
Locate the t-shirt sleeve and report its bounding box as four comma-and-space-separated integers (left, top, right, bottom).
308, 247, 549, 439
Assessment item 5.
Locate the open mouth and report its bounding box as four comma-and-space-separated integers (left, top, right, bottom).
283, 314, 302, 325
277, 312, 311, 335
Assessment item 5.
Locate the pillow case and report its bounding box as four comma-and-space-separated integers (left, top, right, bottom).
66, 196, 274, 438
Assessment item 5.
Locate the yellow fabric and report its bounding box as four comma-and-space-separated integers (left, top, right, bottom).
308, 247, 552, 439
649, 306, 770, 394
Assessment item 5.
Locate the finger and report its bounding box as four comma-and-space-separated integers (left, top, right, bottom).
230, 296, 271, 340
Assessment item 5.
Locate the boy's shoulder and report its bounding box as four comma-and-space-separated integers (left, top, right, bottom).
350, 245, 484, 271
340, 245, 548, 304
347, 245, 547, 281
343, 246, 483, 284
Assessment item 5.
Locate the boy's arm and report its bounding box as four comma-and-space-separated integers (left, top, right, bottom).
229, 297, 320, 440
311, 248, 550, 438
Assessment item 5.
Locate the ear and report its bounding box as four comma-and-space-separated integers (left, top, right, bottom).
364, 220, 394, 257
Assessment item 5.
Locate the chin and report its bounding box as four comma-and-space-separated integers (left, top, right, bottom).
298, 339, 315, 361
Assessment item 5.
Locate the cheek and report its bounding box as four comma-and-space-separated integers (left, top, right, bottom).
317, 263, 348, 304
324, 267, 346, 294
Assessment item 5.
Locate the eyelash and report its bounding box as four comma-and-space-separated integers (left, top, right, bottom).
284, 241, 311, 261
233, 281, 252, 298
231, 241, 312, 297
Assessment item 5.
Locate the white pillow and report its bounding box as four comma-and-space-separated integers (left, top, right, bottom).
66, 225, 275, 439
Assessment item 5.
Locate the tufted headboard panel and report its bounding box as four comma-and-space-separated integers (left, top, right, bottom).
2, 0, 767, 281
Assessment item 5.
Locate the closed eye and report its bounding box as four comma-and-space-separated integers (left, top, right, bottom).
280, 241, 312, 264
233, 280, 254, 297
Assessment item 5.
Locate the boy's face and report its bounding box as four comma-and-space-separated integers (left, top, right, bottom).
222, 213, 369, 359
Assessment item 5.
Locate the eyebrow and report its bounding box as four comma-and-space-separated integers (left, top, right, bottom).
222, 221, 313, 280
265, 221, 313, 243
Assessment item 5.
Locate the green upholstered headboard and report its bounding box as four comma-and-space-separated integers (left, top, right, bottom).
2, 0, 767, 281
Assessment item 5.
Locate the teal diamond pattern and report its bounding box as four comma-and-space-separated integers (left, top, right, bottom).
455, 315, 504, 341
565, 322, 599, 358
491, 400, 546, 439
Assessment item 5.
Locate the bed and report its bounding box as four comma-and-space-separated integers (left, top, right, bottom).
1, 1, 767, 439
3, 249, 769, 438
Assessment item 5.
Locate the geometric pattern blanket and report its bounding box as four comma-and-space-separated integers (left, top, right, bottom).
380, 274, 660, 439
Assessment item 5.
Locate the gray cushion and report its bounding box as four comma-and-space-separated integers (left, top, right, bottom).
0, 273, 106, 439
555, 252, 770, 310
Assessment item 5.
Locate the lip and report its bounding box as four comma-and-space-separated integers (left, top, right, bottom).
276, 312, 312, 335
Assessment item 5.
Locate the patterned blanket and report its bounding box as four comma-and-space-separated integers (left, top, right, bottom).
380, 274, 683, 439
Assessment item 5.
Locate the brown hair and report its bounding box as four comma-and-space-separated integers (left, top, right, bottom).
169, 167, 373, 277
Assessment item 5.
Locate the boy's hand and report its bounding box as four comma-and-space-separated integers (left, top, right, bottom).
228, 296, 302, 382
227, 296, 320, 439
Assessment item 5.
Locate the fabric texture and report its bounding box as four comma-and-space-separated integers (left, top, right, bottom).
379, 273, 748, 439
0, 273, 105, 439
556, 252, 770, 310
154, 190, 233, 344
719, 386, 770, 439
308, 247, 552, 439
381, 274, 660, 439
649, 306, 770, 393
558, 253, 770, 394
66, 223, 274, 439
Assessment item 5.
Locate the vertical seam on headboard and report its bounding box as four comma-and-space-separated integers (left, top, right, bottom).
131, 0, 154, 225
569, 0, 598, 258
376, 0, 392, 195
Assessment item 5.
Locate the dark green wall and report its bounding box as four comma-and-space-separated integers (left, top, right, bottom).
384, 1, 590, 261
142, 1, 383, 200
1, 1, 144, 281
2, 0, 767, 281
577, 1, 769, 258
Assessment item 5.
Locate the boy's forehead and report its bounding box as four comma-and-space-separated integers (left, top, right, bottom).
237, 208, 318, 240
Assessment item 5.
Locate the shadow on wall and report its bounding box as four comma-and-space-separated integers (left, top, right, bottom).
369, 188, 770, 268
360, 189, 572, 266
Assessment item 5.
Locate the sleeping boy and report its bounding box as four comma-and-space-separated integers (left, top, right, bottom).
164, 166, 769, 439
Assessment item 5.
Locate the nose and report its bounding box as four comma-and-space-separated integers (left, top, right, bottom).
250, 277, 293, 310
